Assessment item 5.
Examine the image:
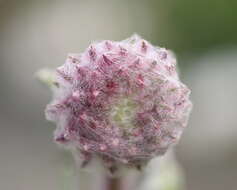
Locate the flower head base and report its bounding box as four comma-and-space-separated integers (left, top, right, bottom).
45, 34, 192, 174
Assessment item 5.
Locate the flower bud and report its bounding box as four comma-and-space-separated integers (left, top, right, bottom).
45, 34, 192, 174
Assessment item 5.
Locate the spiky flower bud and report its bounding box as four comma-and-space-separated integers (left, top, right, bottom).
45, 34, 192, 174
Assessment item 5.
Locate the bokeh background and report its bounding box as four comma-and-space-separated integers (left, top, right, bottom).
0, 0, 237, 190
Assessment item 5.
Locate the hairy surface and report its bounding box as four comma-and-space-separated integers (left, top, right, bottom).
45, 34, 192, 173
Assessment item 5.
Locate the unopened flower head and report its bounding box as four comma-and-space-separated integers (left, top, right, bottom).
45, 34, 192, 173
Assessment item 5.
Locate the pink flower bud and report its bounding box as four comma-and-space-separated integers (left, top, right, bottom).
45, 34, 192, 173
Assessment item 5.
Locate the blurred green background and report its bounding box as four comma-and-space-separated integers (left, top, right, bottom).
0, 0, 237, 190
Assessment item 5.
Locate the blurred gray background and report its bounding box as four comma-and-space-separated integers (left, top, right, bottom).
0, 0, 237, 189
